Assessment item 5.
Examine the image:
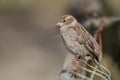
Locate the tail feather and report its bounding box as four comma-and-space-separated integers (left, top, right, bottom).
93, 58, 103, 72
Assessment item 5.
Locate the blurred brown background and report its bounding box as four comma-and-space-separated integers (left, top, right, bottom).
0, 0, 119, 80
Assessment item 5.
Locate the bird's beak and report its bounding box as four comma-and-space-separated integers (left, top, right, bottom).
56, 22, 63, 27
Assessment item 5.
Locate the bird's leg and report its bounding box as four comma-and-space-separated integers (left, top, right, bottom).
68, 59, 83, 78
74, 53, 81, 60
67, 66, 77, 78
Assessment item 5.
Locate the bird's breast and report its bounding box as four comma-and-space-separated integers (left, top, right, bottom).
60, 28, 78, 41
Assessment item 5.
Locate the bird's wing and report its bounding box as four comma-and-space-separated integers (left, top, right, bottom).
74, 24, 100, 62
84, 37, 101, 62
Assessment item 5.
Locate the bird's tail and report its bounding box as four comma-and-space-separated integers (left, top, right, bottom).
93, 58, 103, 72
98, 53, 102, 63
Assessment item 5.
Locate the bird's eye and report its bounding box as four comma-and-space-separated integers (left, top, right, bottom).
63, 20, 66, 22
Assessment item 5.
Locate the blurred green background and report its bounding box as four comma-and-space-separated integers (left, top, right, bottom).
0, 0, 119, 80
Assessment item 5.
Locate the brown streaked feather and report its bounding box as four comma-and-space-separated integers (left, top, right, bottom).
72, 25, 81, 35
85, 45, 94, 53
84, 39, 100, 61
73, 23, 100, 62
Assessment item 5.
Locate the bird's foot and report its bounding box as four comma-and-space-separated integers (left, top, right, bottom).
75, 53, 81, 60
67, 66, 77, 78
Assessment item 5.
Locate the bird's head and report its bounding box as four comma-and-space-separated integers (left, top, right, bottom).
56, 15, 78, 28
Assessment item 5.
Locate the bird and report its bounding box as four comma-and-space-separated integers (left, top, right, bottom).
56, 15, 102, 64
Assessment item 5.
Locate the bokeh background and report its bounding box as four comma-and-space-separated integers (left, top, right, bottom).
0, 0, 119, 80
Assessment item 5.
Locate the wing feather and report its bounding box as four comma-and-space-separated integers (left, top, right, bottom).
74, 23, 101, 62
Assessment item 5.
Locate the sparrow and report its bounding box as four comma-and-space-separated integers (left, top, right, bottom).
56, 15, 102, 63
